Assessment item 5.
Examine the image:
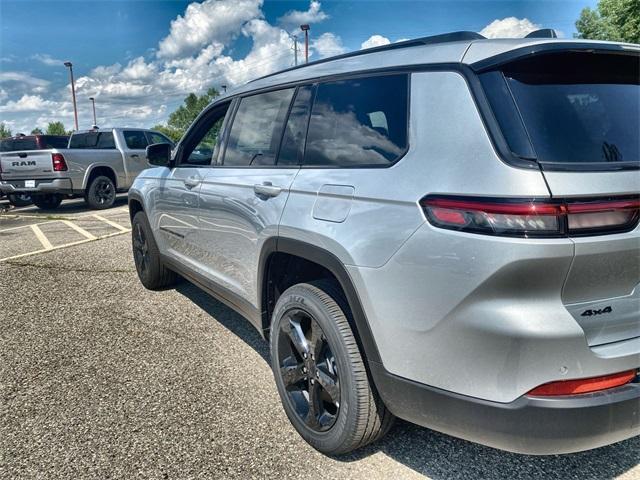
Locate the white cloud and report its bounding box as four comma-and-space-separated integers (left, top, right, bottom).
157, 0, 262, 59
31, 54, 64, 67
480, 17, 540, 39
312, 32, 346, 59
278, 1, 328, 30
0, 94, 57, 113
90, 63, 122, 79
0, 72, 50, 89
361, 34, 391, 50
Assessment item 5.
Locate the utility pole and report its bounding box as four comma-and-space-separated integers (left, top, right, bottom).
221, 85, 227, 94
89, 97, 97, 127
300, 24, 310, 63
64, 61, 79, 131
291, 34, 298, 66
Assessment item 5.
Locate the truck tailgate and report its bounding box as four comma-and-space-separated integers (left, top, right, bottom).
0, 150, 57, 180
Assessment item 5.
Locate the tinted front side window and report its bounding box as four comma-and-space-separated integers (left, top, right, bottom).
304, 75, 408, 167
123, 130, 148, 149
224, 88, 295, 167
501, 53, 639, 166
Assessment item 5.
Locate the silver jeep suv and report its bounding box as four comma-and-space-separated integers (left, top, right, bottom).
129, 31, 640, 455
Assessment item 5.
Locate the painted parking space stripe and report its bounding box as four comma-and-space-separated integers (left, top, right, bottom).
30, 224, 54, 250
92, 214, 130, 232
62, 220, 97, 240
0, 210, 131, 263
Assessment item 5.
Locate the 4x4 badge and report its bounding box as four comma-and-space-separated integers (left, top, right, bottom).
581, 306, 612, 317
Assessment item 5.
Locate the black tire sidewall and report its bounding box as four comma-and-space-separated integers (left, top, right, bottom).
86, 175, 115, 210
270, 284, 359, 454
32, 194, 62, 210
131, 211, 165, 289
7, 194, 32, 207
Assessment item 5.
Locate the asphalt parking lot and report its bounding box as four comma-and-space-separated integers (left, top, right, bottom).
1, 197, 639, 479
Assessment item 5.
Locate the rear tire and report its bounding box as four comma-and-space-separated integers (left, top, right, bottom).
132, 211, 179, 290
32, 194, 63, 210
85, 175, 116, 210
270, 280, 394, 455
7, 193, 32, 207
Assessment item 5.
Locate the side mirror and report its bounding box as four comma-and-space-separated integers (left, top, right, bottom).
146, 143, 172, 167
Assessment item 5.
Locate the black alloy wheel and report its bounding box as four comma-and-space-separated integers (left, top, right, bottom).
277, 308, 340, 432
94, 178, 115, 206
132, 221, 149, 276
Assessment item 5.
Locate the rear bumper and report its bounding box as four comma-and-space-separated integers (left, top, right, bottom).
371, 362, 640, 455
0, 178, 74, 195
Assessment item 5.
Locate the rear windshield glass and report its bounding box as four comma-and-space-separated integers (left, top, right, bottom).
498, 53, 639, 166
0, 138, 38, 151
41, 136, 69, 149
69, 132, 116, 149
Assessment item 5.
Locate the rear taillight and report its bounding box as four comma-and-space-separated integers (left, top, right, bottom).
52, 153, 67, 172
528, 370, 637, 396
420, 196, 640, 238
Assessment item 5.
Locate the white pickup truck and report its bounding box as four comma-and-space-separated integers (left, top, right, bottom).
0, 128, 173, 210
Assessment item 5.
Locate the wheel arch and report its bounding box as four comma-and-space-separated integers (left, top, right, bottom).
128, 192, 144, 221
83, 165, 118, 191
259, 237, 382, 365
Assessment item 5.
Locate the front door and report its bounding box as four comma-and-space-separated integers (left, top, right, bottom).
197, 86, 310, 312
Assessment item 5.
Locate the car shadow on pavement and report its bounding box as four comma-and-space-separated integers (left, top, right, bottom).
175, 282, 639, 480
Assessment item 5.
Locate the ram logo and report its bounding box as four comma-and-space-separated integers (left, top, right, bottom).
11, 160, 36, 167
581, 306, 612, 317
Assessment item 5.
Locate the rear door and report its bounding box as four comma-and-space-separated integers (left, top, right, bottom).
121, 130, 150, 183
196, 86, 305, 312
497, 51, 640, 346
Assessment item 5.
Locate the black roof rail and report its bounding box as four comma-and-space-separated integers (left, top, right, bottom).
251, 31, 486, 83
525, 29, 558, 39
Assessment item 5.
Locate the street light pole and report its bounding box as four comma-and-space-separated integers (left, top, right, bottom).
64, 61, 79, 131
300, 24, 310, 63
89, 97, 97, 127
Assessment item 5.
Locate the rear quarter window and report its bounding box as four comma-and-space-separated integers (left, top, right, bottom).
303, 74, 409, 167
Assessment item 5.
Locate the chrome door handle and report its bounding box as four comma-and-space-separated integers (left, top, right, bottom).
253, 182, 282, 197
184, 176, 201, 189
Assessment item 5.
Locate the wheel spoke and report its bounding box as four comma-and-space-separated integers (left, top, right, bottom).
280, 357, 306, 388
304, 383, 321, 429
283, 317, 309, 357
309, 319, 324, 358
316, 366, 339, 404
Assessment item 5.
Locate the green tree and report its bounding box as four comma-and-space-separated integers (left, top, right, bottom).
153, 87, 220, 143
46, 121, 67, 136
0, 122, 12, 139
575, 0, 640, 43
31, 127, 43, 135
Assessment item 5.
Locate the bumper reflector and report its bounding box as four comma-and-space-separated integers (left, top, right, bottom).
528, 370, 637, 396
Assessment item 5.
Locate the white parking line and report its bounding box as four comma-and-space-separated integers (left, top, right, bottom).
62, 220, 97, 240
92, 214, 130, 232
30, 224, 54, 250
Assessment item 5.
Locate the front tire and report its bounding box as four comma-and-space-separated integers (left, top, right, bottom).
32, 194, 63, 210
85, 175, 116, 210
7, 193, 32, 207
132, 211, 179, 290
270, 280, 393, 455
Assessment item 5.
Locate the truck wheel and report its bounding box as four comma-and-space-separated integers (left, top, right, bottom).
32, 194, 63, 210
85, 175, 116, 210
7, 193, 32, 207
270, 280, 394, 455
132, 211, 179, 290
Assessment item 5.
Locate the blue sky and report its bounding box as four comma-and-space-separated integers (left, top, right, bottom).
0, 0, 597, 132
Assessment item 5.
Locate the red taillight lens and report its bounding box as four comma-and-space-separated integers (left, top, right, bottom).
421, 196, 640, 237
528, 370, 637, 396
52, 153, 67, 172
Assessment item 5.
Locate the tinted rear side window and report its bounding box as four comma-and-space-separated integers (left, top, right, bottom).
304, 75, 409, 167
123, 130, 148, 149
0, 138, 38, 151
224, 88, 295, 167
494, 53, 639, 167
